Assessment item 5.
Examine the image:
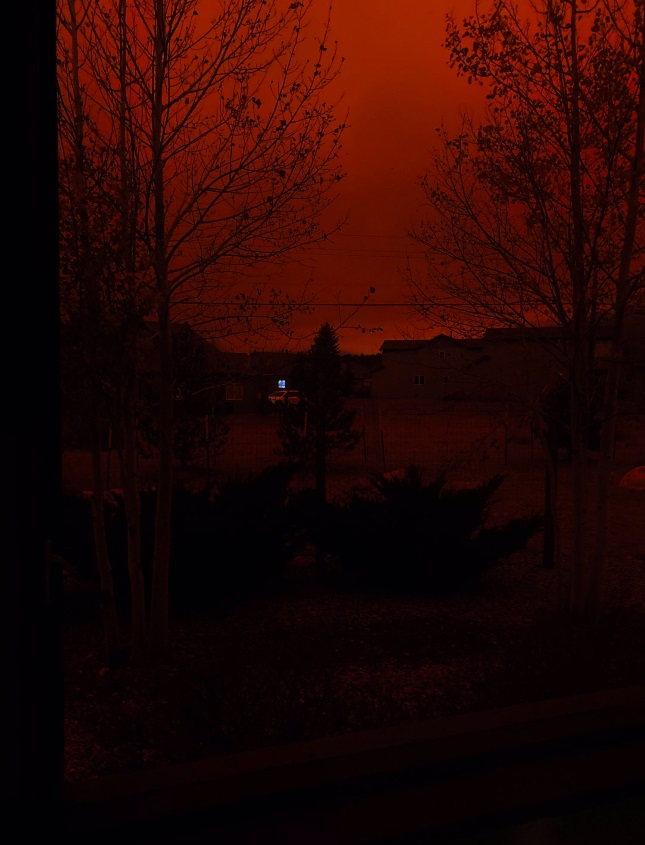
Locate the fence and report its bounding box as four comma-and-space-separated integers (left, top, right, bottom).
62, 398, 645, 495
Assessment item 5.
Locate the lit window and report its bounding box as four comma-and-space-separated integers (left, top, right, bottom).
226, 382, 243, 401
414, 375, 425, 385
278, 379, 286, 389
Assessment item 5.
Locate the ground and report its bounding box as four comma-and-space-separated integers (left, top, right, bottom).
64, 478, 645, 780
63, 449, 645, 785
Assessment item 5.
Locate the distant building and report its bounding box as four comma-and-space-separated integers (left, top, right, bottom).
204, 349, 300, 412
371, 334, 486, 401
372, 321, 645, 406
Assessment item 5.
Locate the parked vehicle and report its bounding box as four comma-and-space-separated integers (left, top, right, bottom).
268, 389, 301, 406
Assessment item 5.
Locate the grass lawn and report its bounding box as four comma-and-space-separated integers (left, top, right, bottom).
63, 454, 645, 784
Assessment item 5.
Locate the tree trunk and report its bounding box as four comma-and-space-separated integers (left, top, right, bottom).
566, 0, 593, 621
149, 302, 174, 658
568, 443, 589, 618
67, 0, 119, 659
148, 0, 173, 659
89, 410, 121, 660
589, 45, 645, 621
542, 432, 559, 570
314, 415, 327, 569
119, 389, 147, 658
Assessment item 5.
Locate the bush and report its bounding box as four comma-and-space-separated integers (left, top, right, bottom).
187, 463, 307, 605
317, 465, 541, 592
58, 464, 307, 612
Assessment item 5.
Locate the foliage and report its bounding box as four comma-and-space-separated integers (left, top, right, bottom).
407, 0, 645, 619
57, 0, 348, 656
58, 464, 306, 612
318, 465, 542, 591
138, 322, 230, 468
57, 0, 348, 348
409, 0, 644, 335
276, 321, 360, 468
197, 464, 309, 602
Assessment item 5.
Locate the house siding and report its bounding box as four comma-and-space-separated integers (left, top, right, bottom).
373, 323, 645, 405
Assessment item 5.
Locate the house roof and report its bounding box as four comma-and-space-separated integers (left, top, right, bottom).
482, 321, 645, 343
207, 348, 250, 374
379, 340, 428, 352
248, 351, 298, 374
380, 334, 483, 352
483, 326, 573, 342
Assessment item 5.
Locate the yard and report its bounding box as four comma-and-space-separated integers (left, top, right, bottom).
62, 402, 645, 784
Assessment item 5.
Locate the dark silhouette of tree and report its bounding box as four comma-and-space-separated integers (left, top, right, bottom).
406, 0, 644, 620
138, 322, 229, 471
58, 0, 347, 657
321, 466, 542, 591
277, 321, 360, 504
277, 321, 359, 568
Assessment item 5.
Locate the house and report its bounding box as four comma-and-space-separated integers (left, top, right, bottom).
204, 348, 253, 411
248, 351, 299, 404
481, 321, 645, 405
198, 348, 304, 412
372, 320, 645, 405
371, 335, 486, 400
215, 349, 381, 407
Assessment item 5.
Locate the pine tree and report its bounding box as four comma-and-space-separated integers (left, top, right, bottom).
277, 322, 360, 505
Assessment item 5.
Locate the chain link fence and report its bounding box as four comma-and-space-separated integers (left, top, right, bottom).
62, 398, 645, 497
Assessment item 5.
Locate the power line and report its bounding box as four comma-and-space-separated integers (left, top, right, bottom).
300, 252, 424, 259
186, 301, 415, 307
332, 233, 413, 239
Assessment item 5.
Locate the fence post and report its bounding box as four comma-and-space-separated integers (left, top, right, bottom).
204, 415, 210, 487
378, 407, 386, 473
106, 424, 113, 489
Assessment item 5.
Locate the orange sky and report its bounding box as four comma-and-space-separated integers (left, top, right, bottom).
244, 0, 488, 356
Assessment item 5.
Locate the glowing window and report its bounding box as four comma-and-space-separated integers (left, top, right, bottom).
278, 379, 286, 389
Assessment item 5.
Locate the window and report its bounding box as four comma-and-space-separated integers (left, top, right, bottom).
278, 379, 286, 389
226, 382, 243, 401
414, 375, 425, 385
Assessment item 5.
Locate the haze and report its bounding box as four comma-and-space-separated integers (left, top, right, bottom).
227, 0, 488, 355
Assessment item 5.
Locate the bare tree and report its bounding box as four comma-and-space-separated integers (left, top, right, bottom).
58, 0, 124, 660
406, 0, 644, 620
57, 0, 347, 657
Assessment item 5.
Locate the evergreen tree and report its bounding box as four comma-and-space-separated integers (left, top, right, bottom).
277, 322, 360, 504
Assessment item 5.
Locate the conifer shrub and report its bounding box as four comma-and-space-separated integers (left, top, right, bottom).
185, 463, 307, 604
59, 463, 306, 612
317, 465, 542, 591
